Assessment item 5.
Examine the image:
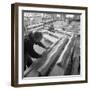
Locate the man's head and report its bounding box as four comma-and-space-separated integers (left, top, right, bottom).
33, 32, 43, 42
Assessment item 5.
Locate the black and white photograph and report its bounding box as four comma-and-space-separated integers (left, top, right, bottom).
11, 3, 87, 87
23, 11, 81, 77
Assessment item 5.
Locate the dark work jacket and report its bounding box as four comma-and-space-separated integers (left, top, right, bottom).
24, 33, 45, 58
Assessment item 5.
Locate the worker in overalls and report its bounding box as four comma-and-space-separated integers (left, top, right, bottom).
24, 31, 47, 70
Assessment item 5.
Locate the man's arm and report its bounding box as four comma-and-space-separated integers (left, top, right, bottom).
30, 49, 42, 58
36, 42, 47, 49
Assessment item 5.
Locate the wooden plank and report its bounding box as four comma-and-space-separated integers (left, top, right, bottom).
56, 35, 75, 68
49, 36, 75, 76
37, 37, 69, 76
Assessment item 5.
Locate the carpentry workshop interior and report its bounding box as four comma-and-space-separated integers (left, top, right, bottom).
23, 12, 80, 77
